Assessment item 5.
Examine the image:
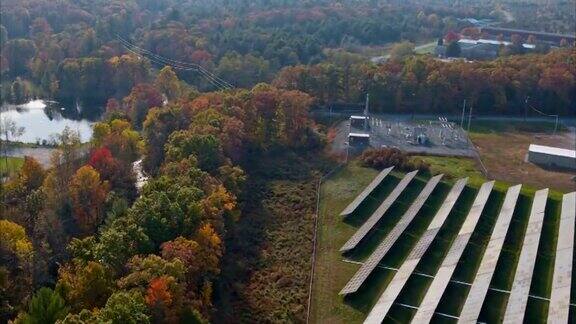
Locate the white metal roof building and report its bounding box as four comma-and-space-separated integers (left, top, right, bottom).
348, 132, 370, 138
528, 144, 576, 171
348, 132, 370, 146
459, 38, 536, 49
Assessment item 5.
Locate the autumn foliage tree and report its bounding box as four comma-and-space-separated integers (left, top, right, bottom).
69, 166, 109, 235
56, 260, 114, 312
142, 106, 187, 174
145, 276, 177, 322
155, 66, 182, 101
123, 83, 163, 129
1, 156, 45, 206
92, 119, 142, 162
160, 225, 222, 316
88, 147, 137, 201
274, 49, 576, 116
0, 220, 34, 320
88, 147, 120, 180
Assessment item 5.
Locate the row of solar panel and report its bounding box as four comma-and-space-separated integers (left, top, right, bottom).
337, 170, 575, 323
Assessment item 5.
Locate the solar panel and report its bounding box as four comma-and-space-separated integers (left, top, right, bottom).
363, 178, 468, 324
547, 191, 575, 324
411, 181, 494, 323
340, 170, 418, 252
503, 188, 548, 324
459, 184, 522, 323
340, 167, 394, 217
339, 174, 444, 295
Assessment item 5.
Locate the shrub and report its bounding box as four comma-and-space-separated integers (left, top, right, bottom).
360, 148, 430, 174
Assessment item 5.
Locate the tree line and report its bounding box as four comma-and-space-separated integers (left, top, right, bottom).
273, 49, 576, 116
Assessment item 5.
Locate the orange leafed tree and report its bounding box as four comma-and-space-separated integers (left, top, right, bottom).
19, 156, 45, 191
145, 275, 183, 323
161, 224, 222, 283
146, 276, 173, 307
69, 165, 109, 235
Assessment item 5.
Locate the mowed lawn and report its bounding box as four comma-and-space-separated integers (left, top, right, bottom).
311, 158, 567, 324
0, 156, 24, 177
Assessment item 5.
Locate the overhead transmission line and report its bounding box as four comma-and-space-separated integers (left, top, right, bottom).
525, 96, 560, 135
117, 35, 233, 90
117, 36, 232, 90
116, 35, 234, 91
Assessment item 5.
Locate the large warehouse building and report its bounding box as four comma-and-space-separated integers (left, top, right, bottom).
527, 144, 576, 171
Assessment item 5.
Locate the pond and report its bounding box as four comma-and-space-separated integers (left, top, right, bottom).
0, 99, 103, 144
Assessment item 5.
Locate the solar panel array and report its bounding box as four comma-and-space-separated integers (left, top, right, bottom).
503, 188, 548, 324
411, 181, 494, 323
340, 167, 394, 217
340, 170, 418, 253
459, 184, 522, 323
547, 192, 576, 323
335, 169, 576, 323
340, 174, 443, 295
363, 177, 468, 324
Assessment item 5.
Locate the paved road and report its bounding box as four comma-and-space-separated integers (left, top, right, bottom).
314, 111, 576, 126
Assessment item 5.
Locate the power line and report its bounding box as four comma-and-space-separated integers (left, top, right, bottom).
525, 96, 560, 135
116, 35, 233, 89
118, 40, 226, 90
116, 35, 234, 90
116, 36, 231, 90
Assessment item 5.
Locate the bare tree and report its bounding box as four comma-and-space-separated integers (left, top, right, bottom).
1, 116, 25, 170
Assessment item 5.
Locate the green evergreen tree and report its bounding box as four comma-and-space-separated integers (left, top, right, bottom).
18, 288, 69, 324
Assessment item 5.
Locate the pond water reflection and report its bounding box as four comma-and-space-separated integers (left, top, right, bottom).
0, 99, 103, 143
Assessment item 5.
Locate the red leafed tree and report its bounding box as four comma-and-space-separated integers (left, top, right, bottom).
191, 50, 212, 64
88, 147, 118, 179
88, 147, 137, 201
444, 31, 460, 43
161, 237, 201, 279
123, 83, 163, 129
278, 89, 313, 145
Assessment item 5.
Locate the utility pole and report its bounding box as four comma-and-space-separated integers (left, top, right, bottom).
524, 96, 529, 122
411, 92, 416, 120
467, 103, 473, 131
460, 99, 467, 128
553, 115, 558, 136
364, 93, 370, 131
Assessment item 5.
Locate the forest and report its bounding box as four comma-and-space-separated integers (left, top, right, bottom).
1, 77, 325, 322
1, 0, 483, 103
2, 0, 574, 115
273, 49, 576, 115
1, 0, 575, 323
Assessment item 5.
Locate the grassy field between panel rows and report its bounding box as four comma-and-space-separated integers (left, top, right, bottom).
311, 157, 567, 324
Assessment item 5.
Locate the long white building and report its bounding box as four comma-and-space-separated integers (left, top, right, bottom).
528, 144, 576, 171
